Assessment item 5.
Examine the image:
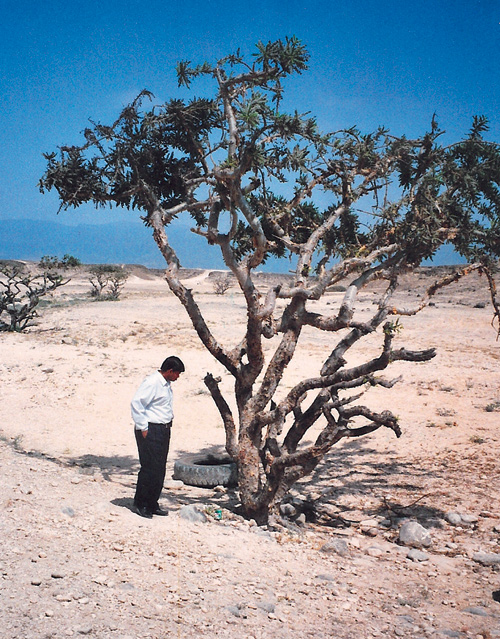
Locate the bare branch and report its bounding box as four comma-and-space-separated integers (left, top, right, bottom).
390, 263, 484, 316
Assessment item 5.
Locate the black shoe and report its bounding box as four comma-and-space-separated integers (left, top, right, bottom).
152, 506, 169, 516
135, 505, 153, 519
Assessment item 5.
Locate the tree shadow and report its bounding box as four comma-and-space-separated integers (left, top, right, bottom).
65, 453, 138, 482
295, 440, 449, 526
1, 435, 450, 527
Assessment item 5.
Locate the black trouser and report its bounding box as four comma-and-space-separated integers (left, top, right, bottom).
134, 422, 171, 511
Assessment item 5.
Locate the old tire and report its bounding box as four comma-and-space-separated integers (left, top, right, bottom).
173, 453, 238, 488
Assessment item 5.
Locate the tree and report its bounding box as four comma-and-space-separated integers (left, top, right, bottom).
88, 264, 129, 300
0, 262, 69, 332
39, 38, 500, 524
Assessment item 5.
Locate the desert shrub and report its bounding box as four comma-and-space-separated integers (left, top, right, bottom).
60, 254, 81, 268
89, 264, 129, 300
39, 255, 60, 270
212, 273, 234, 295
39, 254, 81, 270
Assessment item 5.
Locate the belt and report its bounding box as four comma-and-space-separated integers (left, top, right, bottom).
148, 422, 172, 428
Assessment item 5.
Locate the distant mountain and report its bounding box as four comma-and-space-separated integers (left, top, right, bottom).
0, 219, 227, 269
0, 218, 463, 271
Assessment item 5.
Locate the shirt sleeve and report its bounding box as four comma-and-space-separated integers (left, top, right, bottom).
131, 375, 157, 430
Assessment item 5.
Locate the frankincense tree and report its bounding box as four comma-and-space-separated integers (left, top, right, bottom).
0, 262, 68, 332
40, 38, 500, 524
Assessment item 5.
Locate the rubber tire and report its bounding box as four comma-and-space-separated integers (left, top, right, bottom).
173, 454, 238, 488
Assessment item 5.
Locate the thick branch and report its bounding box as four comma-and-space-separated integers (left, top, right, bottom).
149, 210, 240, 376
204, 373, 238, 457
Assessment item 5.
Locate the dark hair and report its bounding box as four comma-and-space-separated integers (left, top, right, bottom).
160, 356, 185, 373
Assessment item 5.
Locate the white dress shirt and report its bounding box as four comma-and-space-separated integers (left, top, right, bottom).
131, 371, 174, 431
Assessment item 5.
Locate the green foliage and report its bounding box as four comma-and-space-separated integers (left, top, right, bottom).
40, 254, 81, 269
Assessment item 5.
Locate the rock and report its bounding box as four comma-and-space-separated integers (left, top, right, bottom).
319, 539, 350, 557
472, 551, 500, 566
463, 606, 489, 616
445, 512, 462, 525
459, 513, 478, 524
398, 521, 432, 548
279, 503, 297, 518
163, 479, 185, 490
179, 504, 208, 523
55, 593, 72, 602
407, 548, 430, 562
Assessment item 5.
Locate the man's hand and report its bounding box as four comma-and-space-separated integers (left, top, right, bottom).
142, 429, 148, 438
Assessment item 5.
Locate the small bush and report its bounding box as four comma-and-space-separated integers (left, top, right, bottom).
39, 254, 81, 270
89, 264, 129, 301
212, 273, 234, 295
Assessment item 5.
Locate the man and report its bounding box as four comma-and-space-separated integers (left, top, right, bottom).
131, 356, 185, 518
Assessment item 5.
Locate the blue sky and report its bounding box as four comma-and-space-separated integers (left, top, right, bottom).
1, 0, 499, 260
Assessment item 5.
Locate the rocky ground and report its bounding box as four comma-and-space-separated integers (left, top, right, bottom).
1, 264, 500, 638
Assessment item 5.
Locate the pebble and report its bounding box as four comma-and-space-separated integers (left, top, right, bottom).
280, 503, 297, 518
319, 539, 350, 557
472, 551, 500, 566
445, 512, 462, 526
407, 549, 429, 562
463, 606, 489, 616
55, 594, 73, 602
460, 514, 478, 524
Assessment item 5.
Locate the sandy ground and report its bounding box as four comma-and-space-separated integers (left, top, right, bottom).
1, 264, 500, 639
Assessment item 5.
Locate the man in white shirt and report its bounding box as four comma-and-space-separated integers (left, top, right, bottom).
131, 356, 185, 518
